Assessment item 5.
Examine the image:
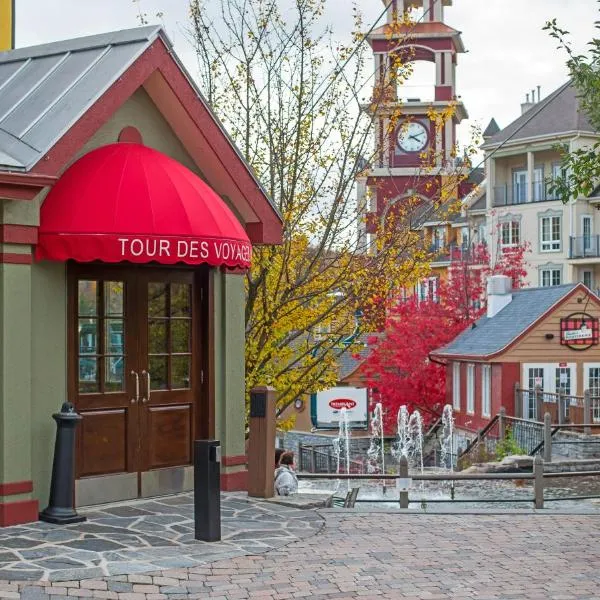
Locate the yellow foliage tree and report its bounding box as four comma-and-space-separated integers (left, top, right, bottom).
188, 0, 471, 416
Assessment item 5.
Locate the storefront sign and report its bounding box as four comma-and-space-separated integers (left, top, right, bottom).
311, 387, 368, 429
560, 313, 599, 351
118, 237, 252, 264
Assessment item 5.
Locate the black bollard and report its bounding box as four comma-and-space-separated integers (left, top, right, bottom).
194, 440, 221, 541
39, 402, 86, 524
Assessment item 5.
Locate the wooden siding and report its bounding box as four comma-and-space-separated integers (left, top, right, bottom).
497, 293, 600, 365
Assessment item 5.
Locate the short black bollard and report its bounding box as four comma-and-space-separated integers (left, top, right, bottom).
39, 402, 86, 524
194, 440, 221, 541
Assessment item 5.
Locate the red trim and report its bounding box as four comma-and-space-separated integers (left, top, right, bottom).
28, 37, 282, 245
0, 225, 38, 245
222, 454, 247, 467
0, 252, 32, 264
0, 173, 58, 201
221, 469, 247, 491
0, 480, 33, 496
118, 126, 143, 144
431, 284, 600, 362
0, 499, 38, 527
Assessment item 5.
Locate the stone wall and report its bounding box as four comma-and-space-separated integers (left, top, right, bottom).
551, 431, 600, 460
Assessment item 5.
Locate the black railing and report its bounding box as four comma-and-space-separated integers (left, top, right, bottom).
298, 444, 366, 474
493, 181, 561, 207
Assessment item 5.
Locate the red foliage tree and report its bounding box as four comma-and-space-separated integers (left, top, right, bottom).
359, 241, 529, 433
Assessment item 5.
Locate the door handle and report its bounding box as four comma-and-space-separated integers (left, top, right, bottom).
130, 370, 139, 404
142, 370, 150, 404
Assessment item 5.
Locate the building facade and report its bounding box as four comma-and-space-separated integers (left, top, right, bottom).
0, 26, 282, 524
479, 82, 600, 290
431, 277, 600, 437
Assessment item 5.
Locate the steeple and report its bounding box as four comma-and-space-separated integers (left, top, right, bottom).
382, 0, 453, 24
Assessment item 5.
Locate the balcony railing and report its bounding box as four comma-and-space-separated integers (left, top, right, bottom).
493, 180, 561, 207
430, 242, 487, 265
570, 235, 600, 259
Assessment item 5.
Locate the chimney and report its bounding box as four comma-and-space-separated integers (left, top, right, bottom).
487, 275, 513, 318
521, 92, 535, 115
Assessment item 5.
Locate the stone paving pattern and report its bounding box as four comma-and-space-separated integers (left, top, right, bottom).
1, 506, 600, 598
0, 494, 322, 582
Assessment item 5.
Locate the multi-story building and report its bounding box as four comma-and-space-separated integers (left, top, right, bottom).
479, 82, 600, 290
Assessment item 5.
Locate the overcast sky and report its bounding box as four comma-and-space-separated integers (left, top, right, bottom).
14, 0, 600, 149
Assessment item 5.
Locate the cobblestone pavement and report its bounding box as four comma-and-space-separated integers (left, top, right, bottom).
1, 509, 600, 598
0, 494, 322, 582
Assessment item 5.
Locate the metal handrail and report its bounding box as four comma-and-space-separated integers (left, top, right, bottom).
458, 414, 500, 459
298, 472, 534, 481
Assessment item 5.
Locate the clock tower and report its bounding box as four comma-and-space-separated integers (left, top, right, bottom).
359, 0, 469, 248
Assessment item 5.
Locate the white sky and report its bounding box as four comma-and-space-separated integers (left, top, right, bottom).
13, 0, 600, 149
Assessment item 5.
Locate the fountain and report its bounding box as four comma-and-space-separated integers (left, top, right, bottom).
440, 404, 455, 470
333, 407, 351, 491
366, 402, 385, 475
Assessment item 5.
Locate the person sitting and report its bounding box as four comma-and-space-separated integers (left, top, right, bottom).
275, 447, 285, 468
274, 451, 298, 496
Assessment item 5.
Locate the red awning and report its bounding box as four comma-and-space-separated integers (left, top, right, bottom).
36, 143, 252, 268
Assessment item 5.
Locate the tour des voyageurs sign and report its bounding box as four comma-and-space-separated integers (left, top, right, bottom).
311, 386, 368, 429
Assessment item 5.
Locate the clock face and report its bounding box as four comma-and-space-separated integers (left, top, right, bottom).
397, 121, 429, 153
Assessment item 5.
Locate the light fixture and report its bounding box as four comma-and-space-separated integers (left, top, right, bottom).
545, 333, 554, 340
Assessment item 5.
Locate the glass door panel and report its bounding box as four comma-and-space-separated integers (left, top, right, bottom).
139, 272, 196, 475
71, 269, 138, 481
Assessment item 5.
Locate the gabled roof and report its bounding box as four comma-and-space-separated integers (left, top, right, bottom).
0, 26, 283, 243
469, 193, 486, 211
0, 27, 162, 170
432, 284, 581, 359
482, 81, 596, 149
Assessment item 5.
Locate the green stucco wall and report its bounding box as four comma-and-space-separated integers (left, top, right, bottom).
0, 264, 32, 485
212, 270, 246, 459
30, 262, 67, 505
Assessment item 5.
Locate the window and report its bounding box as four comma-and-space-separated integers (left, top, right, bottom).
461, 226, 470, 249
501, 221, 520, 247
477, 223, 487, 245
513, 170, 527, 203
540, 267, 561, 287
481, 365, 491, 418
527, 367, 545, 420
533, 166, 544, 201
540, 215, 561, 251
466, 364, 475, 414
583, 216, 592, 252
587, 365, 600, 422
453, 363, 461, 410
434, 226, 446, 251
583, 270, 593, 290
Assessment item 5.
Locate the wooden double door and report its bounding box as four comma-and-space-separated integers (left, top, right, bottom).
69, 265, 207, 505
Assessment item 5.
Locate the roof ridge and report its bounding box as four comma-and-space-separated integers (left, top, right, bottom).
0, 26, 164, 64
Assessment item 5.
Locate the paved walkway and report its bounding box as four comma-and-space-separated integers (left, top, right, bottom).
1, 504, 600, 598
0, 494, 322, 582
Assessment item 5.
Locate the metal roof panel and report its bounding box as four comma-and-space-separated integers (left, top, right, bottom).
0, 27, 161, 170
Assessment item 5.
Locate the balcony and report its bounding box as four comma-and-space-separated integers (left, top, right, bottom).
430, 242, 487, 265
570, 236, 600, 260
493, 181, 561, 207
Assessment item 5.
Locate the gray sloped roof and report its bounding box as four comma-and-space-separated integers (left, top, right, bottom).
469, 193, 486, 211
0, 26, 163, 171
482, 81, 596, 149
433, 284, 578, 358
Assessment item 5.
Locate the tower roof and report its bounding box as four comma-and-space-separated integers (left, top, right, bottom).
483, 118, 500, 138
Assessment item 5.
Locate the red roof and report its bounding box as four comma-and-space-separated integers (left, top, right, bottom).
370, 22, 460, 36
36, 143, 252, 268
